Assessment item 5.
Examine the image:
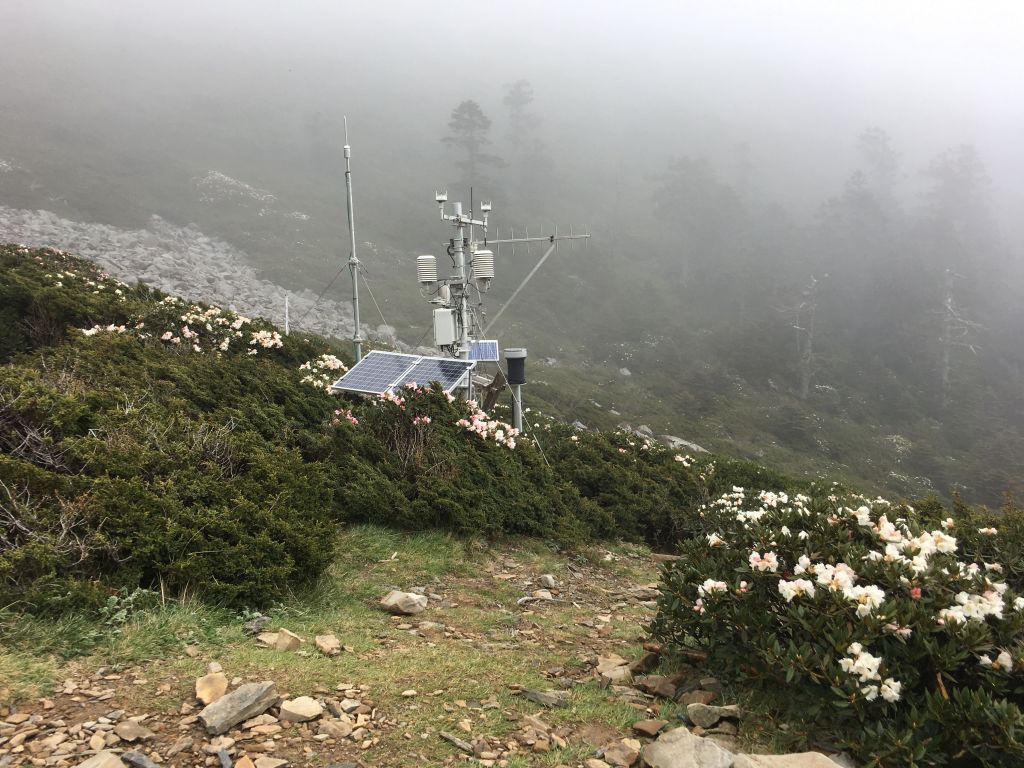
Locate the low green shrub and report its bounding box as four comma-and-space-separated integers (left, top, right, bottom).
651, 488, 1024, 765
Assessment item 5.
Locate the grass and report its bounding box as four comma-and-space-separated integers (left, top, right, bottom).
0, 524, 673, 767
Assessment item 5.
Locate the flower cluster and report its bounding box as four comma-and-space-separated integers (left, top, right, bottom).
839, 643, 902, 702
456, 400, 519, 450
299, 354, 349, 392
653, 484, 1024, 756
330, 408, 359, 427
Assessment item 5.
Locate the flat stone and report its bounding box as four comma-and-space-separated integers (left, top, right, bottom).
531, 589, 554, 600
733, 754, 847, 768
687, 703, 742, 729
601, 666, 634, 686
586, 761, 611, 768
121, 753, 161, 768
520, 688, 569, 707
636, 675, 676, 699
596, 654, 629, 675
77, 752, 128, 768
380, 590, 428, 615
113, 721, 155, 742
315, 634, 341, 656
275, 629, 303, 652
235, 758, 256, 768
642, 726, 734, 768
678, 690, 717, 707
166, 736, 193, 756
319, 719, 353, 739
199, 681, 278, 735
279, 696, 323, 722
196, 672, 229, 705
255, 632, 279, 647
633, 719, 668, 737
604, 738, 641, 766
254, 759, 288, 768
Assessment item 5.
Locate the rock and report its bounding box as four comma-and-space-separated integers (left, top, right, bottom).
275, 628, 303, 651
531, 589, 554, 600
678, 690, 717, 707
539, 574, 557, 588
121, 753, 162, 768
633, 719, 668, 737
77, 752, 127, 768
166, 735, 193, 756
628, 651, 661, 675
319, 719, 353, 739
519, 688, 569, 707
700, 677, 723, 694
196, 672, 229, 705
315, 634, 341, 656
199, 681, 278, 735
686, 703, 742, 729
235, 759, 256, 768
255, 631, 279, 647
114, 721, 155, 742
254, 759, 288, 768
733, 754, 847, 768
636, 675, 676, 699
401, 689, 418, 697
709, 721, 738, 736
596, 654, 629, 675
586, 761, 611, 768
601, 666, 634, 686
279, 696, 324, 722
242, 615, 271, 635
630, 585, 662, 601
440, 731, 474, 753
380, 590, 428, 615
642, 727, 734, 768
604, 738, 641, 766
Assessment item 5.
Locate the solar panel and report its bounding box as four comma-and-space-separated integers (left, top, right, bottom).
399, 357, 476, 393
469, 339, 500, 362
331, 351, 420, 395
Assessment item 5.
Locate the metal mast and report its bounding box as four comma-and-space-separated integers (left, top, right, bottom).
344, 117, 363, 362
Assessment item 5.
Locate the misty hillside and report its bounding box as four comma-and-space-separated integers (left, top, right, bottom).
2, 2, 1023, 505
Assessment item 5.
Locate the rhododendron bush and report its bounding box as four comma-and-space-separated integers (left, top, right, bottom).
651, 488, 1024, 765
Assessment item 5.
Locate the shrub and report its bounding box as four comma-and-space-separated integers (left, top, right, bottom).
651, 488, 1024, 765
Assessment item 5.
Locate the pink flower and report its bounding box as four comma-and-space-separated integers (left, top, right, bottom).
910, 587, 922, 600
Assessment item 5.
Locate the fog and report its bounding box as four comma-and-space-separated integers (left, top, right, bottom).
2, 0, 1023, 503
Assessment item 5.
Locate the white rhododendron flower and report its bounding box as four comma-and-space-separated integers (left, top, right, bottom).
748, 550, 779, 572
843, 584, 886, 617
880, 678, 902, 702
698, 579, 728, 596
777, 578, 816, 602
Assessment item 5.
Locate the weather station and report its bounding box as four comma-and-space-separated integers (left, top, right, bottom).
329, 128, 589, 428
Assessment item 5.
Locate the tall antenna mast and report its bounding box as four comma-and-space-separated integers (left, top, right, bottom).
344, 117, 363, 362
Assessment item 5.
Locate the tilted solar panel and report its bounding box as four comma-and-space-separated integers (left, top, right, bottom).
469, 340, 500, 362
331, 351, 420, 395
400, 357, 476, 393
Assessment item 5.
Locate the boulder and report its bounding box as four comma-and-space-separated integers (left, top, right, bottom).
199, 681, 278, 735
642, 726, 734, 768
380, 590, 428, 615
604, 738, 642, 766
